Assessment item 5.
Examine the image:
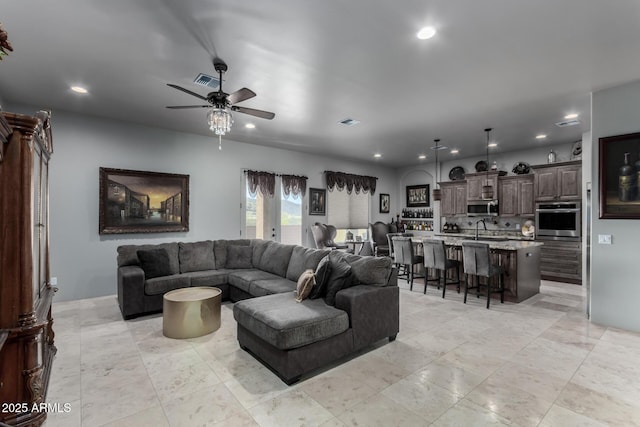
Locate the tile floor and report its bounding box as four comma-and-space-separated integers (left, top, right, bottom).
44, 280, 640, 426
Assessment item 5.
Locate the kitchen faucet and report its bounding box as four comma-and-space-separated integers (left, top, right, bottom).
475, 218, 487, 240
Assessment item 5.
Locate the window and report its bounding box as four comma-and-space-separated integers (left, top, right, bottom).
327, 189, 369, 241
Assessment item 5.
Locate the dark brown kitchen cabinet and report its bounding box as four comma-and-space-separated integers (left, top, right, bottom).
0, 111, 56, 427
537, 238, 582, 284
532, 161, 581, 201
439, 181, 466, 216
465, 171, 500, 201
498, 175, 534, 217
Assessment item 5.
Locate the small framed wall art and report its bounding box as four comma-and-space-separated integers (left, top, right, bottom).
406, 184, 430, 207
309, 188, 326, 215
379, 193, 390, 213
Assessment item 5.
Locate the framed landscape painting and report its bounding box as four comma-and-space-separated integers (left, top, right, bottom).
406, 184, 430, 207
599, 132, 640, 219
99, 167, 189, 234
309, 188, 326, 215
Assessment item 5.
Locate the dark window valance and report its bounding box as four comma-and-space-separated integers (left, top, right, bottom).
246, 170, 308, 198
246, 170, 276, 198
325, 171, 378, 195
281, 174, 307, 198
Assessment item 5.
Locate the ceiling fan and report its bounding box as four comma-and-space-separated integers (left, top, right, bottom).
166, 58, 275, 148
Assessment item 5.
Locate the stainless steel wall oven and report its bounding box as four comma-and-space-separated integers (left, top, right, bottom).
535, 202, 581, 238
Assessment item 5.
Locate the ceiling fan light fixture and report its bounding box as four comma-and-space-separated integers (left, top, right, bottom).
208, 108, 233, 136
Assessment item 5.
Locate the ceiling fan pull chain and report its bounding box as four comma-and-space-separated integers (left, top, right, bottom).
218, 134, 223, 151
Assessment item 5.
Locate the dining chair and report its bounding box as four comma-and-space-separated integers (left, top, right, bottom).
391, 236, 424, 291
461, 241, 505, 309
423, 239, 461, 297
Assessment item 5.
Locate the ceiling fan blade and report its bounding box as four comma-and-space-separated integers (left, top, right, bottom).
166, 105, 210, 109
228, 87, 256, 104
167, 84, 207, 101
231, 106, 275, 120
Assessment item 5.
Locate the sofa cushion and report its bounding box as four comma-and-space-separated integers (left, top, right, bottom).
118, 242, 180, 274
249, 278, 297, 297
226, 245, 254, 269
137, 248, 172, 279
180, 270, 231, 287
233, 293, 349, 350
144, 274, 191, 296
251, 239, 273, 268
227, 269, 283, 294
296, 269, 316, 302
285, 246, 330, 281
329, 252, 392, 287
324, 256, 353, 306
179, 241, 215, 273
257, 242, 295, 277
214, 239, 251, 269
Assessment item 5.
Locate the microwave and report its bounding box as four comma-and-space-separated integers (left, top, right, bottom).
467, 200, 499, 217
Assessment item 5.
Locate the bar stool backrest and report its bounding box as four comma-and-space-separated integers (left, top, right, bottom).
424, 240, 447, 270
461, 241, 491, 277
392, 236, 414, 265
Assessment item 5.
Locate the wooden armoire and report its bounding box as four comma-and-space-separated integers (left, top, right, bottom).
0, 111, 56, 427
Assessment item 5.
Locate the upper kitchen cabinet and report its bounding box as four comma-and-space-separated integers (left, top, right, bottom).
465, 171, 500, 201
439, 181, 467, 216
498, 175, 534, 217
532, 161, 581, 201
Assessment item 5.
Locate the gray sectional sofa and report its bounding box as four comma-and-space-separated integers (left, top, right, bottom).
117, 238, 399, 384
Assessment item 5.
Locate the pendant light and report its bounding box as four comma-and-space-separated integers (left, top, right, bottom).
481, 128, 494, 200
431, 138, 443, 201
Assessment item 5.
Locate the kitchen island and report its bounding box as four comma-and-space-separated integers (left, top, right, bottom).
424, 236, 544, 303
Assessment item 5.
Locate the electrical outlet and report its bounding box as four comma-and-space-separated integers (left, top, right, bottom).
50, 277, 58, 285
515, 223, 520, 230
598, 235, 612, 245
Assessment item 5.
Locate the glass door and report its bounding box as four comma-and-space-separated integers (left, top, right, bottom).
242, 177, 302, 244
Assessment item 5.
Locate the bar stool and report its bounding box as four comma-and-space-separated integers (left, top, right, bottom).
387, 232, 410, 279
423, 239, 461, 298
391, 236, 424, 291
461, 241, 505, 309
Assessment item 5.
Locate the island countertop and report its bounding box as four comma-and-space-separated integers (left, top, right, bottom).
424, 236, 544, 251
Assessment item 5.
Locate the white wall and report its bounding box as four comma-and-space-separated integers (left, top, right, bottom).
7, 104, 397, 302
590, 80, 640, 332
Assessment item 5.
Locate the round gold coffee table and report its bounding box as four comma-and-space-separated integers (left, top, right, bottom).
163, 287, 222, 339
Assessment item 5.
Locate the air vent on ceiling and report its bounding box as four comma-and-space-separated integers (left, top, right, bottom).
193, 73, 220, 89
555, 119, 581, 128
339, 118, 360, 126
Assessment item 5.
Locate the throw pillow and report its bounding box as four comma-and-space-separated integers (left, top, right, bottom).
295, 269, 316, 302
226, 245, 254, 269
137, 248, 172, 279
324, 257, 352, 306
309, 254, 331, 299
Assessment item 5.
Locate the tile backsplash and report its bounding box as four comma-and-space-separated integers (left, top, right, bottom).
442, 216, 533, 236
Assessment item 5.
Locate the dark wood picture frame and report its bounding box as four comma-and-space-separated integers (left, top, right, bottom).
380, 193, 390, 213
406, 184, 430, 207
309, 188, 326, 215
599, 132, 640, 219
99, 167, 189, 234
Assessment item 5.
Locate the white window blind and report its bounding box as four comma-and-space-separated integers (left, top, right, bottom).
327, 189, 369, 229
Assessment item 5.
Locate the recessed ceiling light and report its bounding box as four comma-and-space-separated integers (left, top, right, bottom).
450, 149, 459, 154
488, 142, 498, 148
416, 26, 437, 40
245, 123, 255, 129
373, 153, 382, 158
418, 154, 427, 160
70, 86, 88, 94
536, 134, 547, 139
564, 113, 579, 119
